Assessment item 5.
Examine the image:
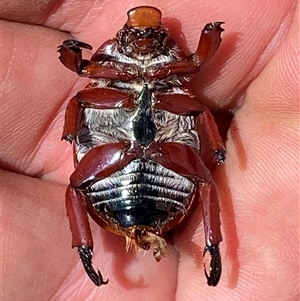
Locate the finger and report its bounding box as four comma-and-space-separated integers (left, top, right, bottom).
0, 21, 79, 180
174, 1, 298, 300
222, 3, 298, 299
1, 170, 74, 300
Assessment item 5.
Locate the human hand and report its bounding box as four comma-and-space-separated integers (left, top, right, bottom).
1, 1, 298, 300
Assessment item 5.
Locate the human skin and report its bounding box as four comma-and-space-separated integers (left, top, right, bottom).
1, 0, 299, 300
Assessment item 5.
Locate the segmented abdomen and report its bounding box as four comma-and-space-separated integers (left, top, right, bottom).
87, 158, 194, 228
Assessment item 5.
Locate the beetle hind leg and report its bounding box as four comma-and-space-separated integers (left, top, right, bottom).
198, 180, 223, 286
78, 246, 108, 286
66, 185, 108, 286
203, 243, 221, 286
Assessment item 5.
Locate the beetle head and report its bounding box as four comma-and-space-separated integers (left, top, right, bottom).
116, 6, 169, 59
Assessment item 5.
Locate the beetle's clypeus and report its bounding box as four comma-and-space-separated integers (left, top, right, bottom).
58, 6, 225, 287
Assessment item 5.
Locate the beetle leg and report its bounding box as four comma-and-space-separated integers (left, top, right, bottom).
58, 39, 140, 80
62, 96, 80, 142
76, 87, 135, 109
197, 109, 226, 165
191, 22, 224, 66
66, 185, 108, 286
199, 180, 222, 286
78, 245, 108, 286
155, 92, 205, 115
203, 244, 221, 286
154, 94, 225, 164
152, 142, 222, 285
66, 185, 93, 247
62, 39, 93, 50
82, 61, 140, 80
57, 39, 93, 74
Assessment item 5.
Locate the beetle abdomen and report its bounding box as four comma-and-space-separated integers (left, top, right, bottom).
87, 158, 194, 228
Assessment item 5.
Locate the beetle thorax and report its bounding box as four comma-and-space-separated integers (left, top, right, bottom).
76, 86, 199, 161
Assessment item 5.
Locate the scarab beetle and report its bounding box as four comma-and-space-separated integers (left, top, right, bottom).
58, 6, 225, 287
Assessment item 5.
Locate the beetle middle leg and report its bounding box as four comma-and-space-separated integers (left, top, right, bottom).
199, 108, 226, 164
66, 185, 108, 286
155, 92, 226, 165
62, 87, 135, 142
195, 109, 226, 166
58, 39, 140, 80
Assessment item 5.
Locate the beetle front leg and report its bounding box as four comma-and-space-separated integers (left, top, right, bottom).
66, 185, 108, 286
190, 22, 224, 66
58, 40, 93, 74
58, 39, 140, 80
146, 22, 224, 79
199, 180, 222, 286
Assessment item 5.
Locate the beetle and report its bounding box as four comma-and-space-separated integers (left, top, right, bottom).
58, 6, 225, 287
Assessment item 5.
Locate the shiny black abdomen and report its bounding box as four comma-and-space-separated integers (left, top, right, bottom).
87, 158, 194, 229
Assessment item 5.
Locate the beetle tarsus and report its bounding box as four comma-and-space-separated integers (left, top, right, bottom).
203, 244, 222, 286
203, 22, 225, 34
78, 245, 108, 286
213, 149, 226, 165
60, 39, 93, 51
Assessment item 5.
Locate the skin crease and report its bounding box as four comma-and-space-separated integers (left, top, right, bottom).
0, 0, 299, 300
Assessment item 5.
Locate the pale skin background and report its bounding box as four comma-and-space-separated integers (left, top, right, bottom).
1, 0, 299, 300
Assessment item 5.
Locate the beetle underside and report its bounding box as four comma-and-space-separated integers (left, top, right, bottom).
59, 5, 225, 287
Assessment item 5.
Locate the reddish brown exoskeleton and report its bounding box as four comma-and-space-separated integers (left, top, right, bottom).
58, 6, 225, 287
